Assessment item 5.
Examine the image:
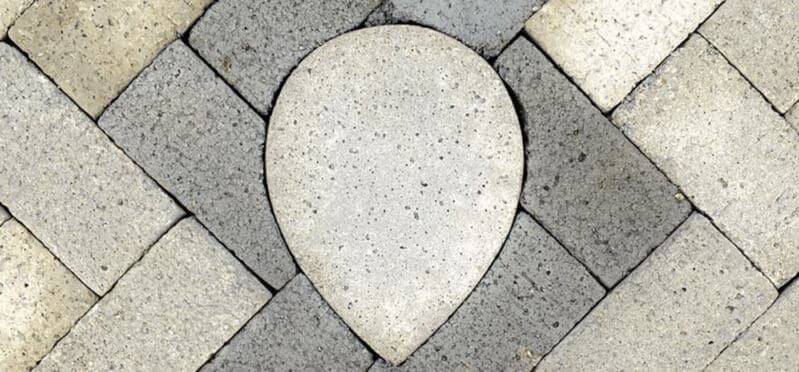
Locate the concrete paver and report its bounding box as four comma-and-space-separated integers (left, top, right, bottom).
0, 0, 32, 38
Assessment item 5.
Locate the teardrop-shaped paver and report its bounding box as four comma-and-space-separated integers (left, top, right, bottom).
266, 25, 523, 364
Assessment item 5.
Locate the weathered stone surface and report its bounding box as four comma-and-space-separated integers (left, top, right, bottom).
613, 36, 799, 287
536, 214, 777, 371
525, 0, 723, 111
202, 274, 372, 372
267, 25, 523, 364
366, 0, 544, 58
34, 218, 270, 372
0, 0, 32, 38
0, 43, 184, 295
700, 0, 799, 113
99, 41, 296, 289
189, 0, 379, 115
495, 38, 690, 286
0, 220, 97, 372
369, 212, 604, 371
8, 0, 213, 117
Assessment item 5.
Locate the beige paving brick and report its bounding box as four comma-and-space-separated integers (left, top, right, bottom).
613, 35, 799, 287
700, 0, 799, 113
34, 218, 271, 372
8, 0, 213, 118
0, 0, 32, 38
536, 214, 777, 371
0, 43, 184, 294
0, 219, 97, 372
525, 0, 722, 112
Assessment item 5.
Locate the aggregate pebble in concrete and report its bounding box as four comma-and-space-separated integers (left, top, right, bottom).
189, 0, 380, 115
525, 0, 723, 111
495, 37, 690, 287
202, 274, 373, 372
536, 214, 777, 371
366, 0, 545, 58
8, 0, 213, 117
99, 41, 296, 289
0, 220, 97, 372
0, 0, 32, 38
0, 43, 184, 295
700, 0, 799, 113
34, 218, 271, 372
369, 212, 604, 372
613, 36, 799, 287
266, 25, 523, 364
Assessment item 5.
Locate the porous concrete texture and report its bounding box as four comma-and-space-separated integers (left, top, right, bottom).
369, 212, 604, 371
99, 41, 296, 289
8, 0, 213, 117
202, 274, 373, 372
34, 218, 271, 372
536, 214, 778, 371
0, 43, 184, 295
189, 0, 380, 115
0, 219, 97, 372
266, 25, 523, 364
525, 0, 723, 111
613, 35, 799, 287
366, 0, 544, 58
495, 37, 691, 286
700, 0, 799, 113
0, 0, 32, 38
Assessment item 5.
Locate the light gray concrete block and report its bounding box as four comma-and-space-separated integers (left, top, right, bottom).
99, 41, 296, 289
495, 37, 690, 286
613, 35, 799, 287
189, 0, 380, 115
369, 212, 604, 372
0, 0, 32, 38
0, 43, 184, 295
536, 214, 777, 371
34, 218, 271, 372
202, 274, 373, 372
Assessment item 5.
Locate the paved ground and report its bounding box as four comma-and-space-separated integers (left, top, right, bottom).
1, 0, 798, 371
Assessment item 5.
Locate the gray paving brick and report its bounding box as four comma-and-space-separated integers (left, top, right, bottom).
366, 0, 544, 58
34, 218, 271, 372
0, 43, 184, 295
99, 41, 296, 289
495, 37, 690, 286
613, 35, 799, 287
201, 274, 372, 372
536, 214, 777, 371
700, 0, 799, 113
0, 0, 32, 38
189, 0, 380, 115
369, 212, 604, 371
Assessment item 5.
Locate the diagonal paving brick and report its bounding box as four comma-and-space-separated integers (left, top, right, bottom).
0, 0, 32, 38
34, 218, 271, 372
700, 0, 799, 113
525, 0, 723, 112
0, 219, 97, 372
0, 43, 184, 295
8, 0, 213, 118
536, 214, 777, 371
188, 0, 380, 115
99, 40, 296, 289
613, 35, 799, 287
495, 37, 690, 286
201, 274, 372, 372
369, 212, 604, 371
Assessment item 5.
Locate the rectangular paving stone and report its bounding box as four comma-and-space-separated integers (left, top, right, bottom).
0, 0, 32, 38
613, 35, 799, 287
525, 0, 723, 111
34, 218, 271, 372
495, 37, 690, 286
0, 43, 184, 295
201, 274, 372, 372
536, 214, 777, 371
99, 41, 296, 289
8, 0, 213, 117
0, 219, 97, 372
189, 0, 380, 115
700, 0, 799, 113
